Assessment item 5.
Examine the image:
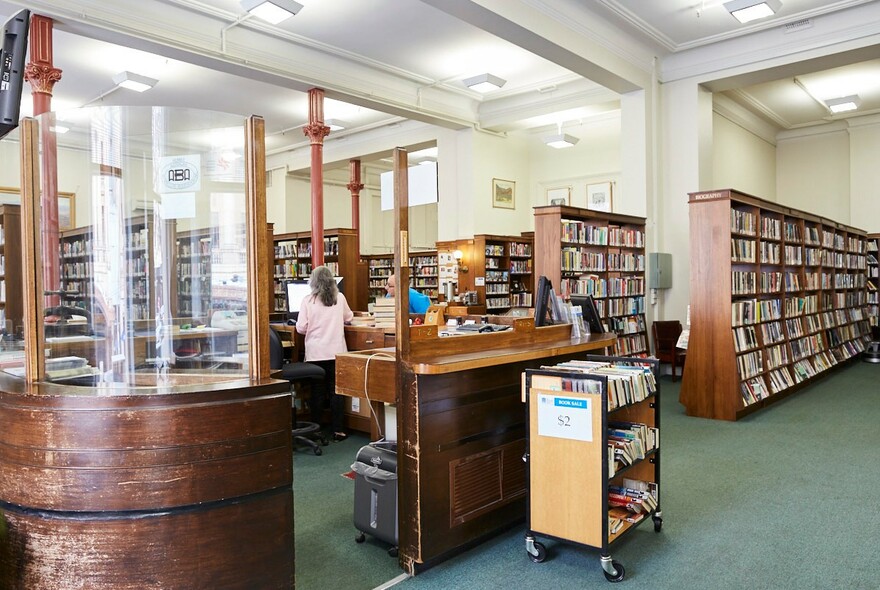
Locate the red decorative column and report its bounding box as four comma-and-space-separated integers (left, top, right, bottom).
24, 14, 63, 306
346, 159, 364, 255
302, 88, 329, 268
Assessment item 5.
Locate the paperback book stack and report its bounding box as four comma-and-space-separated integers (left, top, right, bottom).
372, 297, 396, 329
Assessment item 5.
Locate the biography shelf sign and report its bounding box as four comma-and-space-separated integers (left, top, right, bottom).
537, 394, 593, 442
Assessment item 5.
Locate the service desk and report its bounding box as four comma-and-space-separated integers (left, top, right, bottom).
335, 318, 616, 574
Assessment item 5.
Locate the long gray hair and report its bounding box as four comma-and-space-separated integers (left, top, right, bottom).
309, 265, 339, 307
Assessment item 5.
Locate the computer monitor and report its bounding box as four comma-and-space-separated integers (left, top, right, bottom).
334, 276, 344, 295
0, 9, 30, 141
570, 294, 606, 334
534, 275, 554, 327
285, 280, 311, 316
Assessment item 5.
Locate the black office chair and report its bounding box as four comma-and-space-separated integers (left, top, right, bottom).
269, 327, 328, 455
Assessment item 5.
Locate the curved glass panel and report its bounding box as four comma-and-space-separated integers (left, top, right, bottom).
29, 106, 251, 387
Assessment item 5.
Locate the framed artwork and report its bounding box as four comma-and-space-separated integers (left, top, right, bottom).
58, 194, 75, 230
0, 187, 76, 229
492, 178, 515, 209
586, 182, 613, 213
546, 186, 571, 206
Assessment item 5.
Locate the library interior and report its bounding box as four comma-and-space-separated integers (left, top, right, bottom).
0, 1, 879, 589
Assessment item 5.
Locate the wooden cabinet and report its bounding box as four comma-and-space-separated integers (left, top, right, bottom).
681, 189, 872, 421
443, 235, 534, 312
0, 205, 22, 335
534, 206, 647, 357
869, 233, 878, 332
271, 228, 362, 310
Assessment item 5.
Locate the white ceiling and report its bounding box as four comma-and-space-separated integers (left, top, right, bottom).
2, 0, 879, 165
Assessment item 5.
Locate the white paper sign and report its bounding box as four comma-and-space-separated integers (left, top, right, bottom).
475, 276, 485, 286
537, 394, 593, 442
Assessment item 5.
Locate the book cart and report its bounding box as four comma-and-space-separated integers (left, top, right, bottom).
522, 356, 661, 582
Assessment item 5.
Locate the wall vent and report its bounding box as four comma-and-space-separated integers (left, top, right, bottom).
784, 19, 813, 34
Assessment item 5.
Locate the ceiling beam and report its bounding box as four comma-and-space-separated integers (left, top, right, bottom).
419, 0, 651, 93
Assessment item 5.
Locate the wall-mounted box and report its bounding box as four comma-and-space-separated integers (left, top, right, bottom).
648, 252, 672, 289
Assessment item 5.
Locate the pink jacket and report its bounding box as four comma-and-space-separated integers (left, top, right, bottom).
295, 293, 354, 362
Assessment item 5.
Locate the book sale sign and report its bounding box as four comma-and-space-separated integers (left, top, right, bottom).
537, 394, 593, 442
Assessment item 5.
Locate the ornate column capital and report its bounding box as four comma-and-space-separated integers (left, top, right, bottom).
24, 63, 62, 95
302, 123, 330, 144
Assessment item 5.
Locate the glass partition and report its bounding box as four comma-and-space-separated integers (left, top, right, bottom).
21, 106, 252, 387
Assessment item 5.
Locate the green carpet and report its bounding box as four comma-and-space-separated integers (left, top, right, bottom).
293, 432, 402, 590
296, 361, 880, 589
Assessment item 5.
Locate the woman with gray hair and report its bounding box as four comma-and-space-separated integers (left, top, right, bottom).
296, 265, 354, 441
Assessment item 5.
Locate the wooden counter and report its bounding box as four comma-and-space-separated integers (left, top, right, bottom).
0, 375, 293, 588
335, 318, 616, 573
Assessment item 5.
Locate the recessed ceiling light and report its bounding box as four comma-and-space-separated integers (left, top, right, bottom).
724, 0, 782, 24
543, 133, 579, 149
463, 73, 506, 93
325, 119, 348, 131
111, 71, 158, 93
824, 95, 861, 114
240, 0, 303, 24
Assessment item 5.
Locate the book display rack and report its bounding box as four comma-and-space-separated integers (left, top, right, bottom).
681, 189, 872, 421
533, 206, 647, 357
522, 356, 661, 583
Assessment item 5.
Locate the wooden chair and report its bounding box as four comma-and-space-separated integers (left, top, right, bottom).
651, 320, 687, 381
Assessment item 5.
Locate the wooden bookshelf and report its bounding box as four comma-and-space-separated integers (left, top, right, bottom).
271, 228, 362, 311
868, 233, 878, 332
681, 189, 872, 421
0, 205, 22, 335
534, 206, 647, 357
177, 228, 213, 320
409, 250, 439, 300
59, 226, 94, 316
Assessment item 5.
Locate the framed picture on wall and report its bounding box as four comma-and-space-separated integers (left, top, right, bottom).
492, 178, 515, 209
546, 186, 571, 206
586, 182, 613, 213
0, 187, 76, 230
58, 194, 76, 230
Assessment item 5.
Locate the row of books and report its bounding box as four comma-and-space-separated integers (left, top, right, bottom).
607, 421, 659, 477
541, 360, 657, 411
608, 479, 658, 515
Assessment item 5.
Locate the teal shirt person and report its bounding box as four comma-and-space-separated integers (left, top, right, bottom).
385, 274, 432, 314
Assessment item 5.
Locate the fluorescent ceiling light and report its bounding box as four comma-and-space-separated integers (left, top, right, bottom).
543, 133, 579, 149
463, 73, 506, 93
240, 0, 303, 24
825, 94, 861, 114
325, 119, 348, 131
724, 0, 781, 24
50, 125, 70, 134
112, 71, 158, 92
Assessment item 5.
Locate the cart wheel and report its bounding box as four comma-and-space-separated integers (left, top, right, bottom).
313, 446, 323, 456
388, 546, 399, 558
603, 561, 625, 583
653, 516, 663, 532
527, 541, 547, 563
355, 532, 366, 543
320, 436, 329, 446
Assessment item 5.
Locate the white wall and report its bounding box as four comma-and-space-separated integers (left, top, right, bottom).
529, 115, 622, 220
776, 125, 851, 223
712, 113, 776, 201
849, 116, 880, 231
